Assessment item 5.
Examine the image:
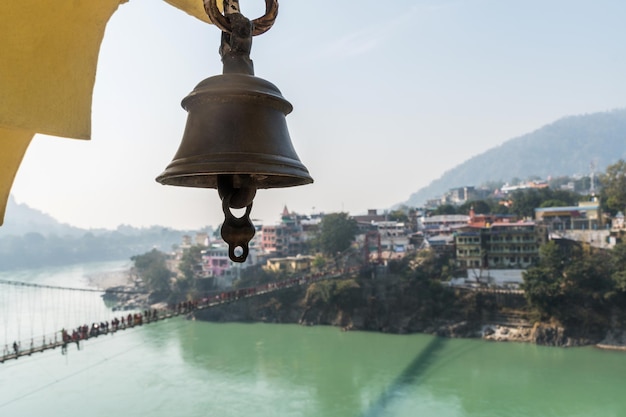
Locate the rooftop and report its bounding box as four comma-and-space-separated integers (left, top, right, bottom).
535, 205, 599, 213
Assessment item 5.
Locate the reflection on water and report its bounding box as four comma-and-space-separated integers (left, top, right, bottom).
170, 321, 626, 417
361, 336, 448, 417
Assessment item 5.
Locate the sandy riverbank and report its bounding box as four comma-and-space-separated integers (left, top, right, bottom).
86, 267, 157, 311
85, 268, 132, 289
596, 344, 626, 351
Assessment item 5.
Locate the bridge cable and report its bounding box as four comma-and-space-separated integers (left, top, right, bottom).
1, 284, 8, 354
0, 320, 189, 409
0, 278, 148, 294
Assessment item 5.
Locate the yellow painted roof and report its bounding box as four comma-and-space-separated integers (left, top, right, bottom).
0, 0, 216, 224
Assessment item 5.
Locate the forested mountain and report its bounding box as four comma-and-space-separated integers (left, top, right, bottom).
0, 195, 204, 270
403, 109, 626, 207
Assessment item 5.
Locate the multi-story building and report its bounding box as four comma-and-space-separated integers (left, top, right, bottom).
200, 241, 261, 288
375, 221, 410, 253
454, 221, 544, 287
455, 221, 542, 269
202, 244, 231, 278
434, 186, 492, 206
455, 229, 482, 268
260, 224, 280, 254
483, 222, 542, 268
534, 201, 603, 230
261, 206, 307, 257
420, 214, 470, 236
261, 224, 300, 257
446, 186, 477, 205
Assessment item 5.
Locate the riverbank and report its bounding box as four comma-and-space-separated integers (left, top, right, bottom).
91, 266, 157, 311
98, 270, 626, 351
194, 277, 626, 351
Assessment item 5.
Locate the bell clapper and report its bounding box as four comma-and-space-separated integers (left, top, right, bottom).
219, 177, 256, 263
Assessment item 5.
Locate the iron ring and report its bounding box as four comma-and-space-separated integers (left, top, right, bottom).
204, 0, 278, 36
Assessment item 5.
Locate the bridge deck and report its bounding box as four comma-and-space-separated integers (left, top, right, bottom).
1, 269, 353, 363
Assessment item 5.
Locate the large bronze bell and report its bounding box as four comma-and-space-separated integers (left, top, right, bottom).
155, 73, 312, 190
156, 0, 312, 263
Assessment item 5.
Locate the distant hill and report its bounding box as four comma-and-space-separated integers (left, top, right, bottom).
1, 195, 85, 237
0, 195, 207, 270
403, 109, 626, 207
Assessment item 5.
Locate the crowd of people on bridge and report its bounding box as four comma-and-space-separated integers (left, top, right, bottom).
3, 266, 359, 361
60, 310, 162, 352
198, 268, 357, 305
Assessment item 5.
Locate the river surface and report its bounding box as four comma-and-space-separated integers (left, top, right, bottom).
1, 261, 626, 417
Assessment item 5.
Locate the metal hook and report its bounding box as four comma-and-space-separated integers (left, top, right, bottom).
204, 0, 279, 36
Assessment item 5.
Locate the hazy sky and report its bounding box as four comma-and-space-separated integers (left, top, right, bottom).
9, 0, 626, 230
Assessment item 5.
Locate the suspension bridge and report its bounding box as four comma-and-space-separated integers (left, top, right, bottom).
1, 267, 357, 364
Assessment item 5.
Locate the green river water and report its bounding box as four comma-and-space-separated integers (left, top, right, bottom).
1, 262, 626, 416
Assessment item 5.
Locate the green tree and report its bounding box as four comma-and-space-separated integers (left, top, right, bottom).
178, 245, 204, 281
510, 188, 580, 218
458, 200, 492, 215
522, 266, 563, 317
317, 212, 358, 258
510, 189, 542, 218
559, 253, 614, 332
431, 204, 457, 215
600, 159, 626, 215
175, 245, 205, 296
235, 265, 278, 288
610, 242, 626, 293
131, 249, 171, 293
522, 241, 573, 317
540, 199, 569, 208
312, 254, 327, 271
387, 209, 409, 223
523, 241, 614, 332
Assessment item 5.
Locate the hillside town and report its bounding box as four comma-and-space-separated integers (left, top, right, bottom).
166, 174, 626, 291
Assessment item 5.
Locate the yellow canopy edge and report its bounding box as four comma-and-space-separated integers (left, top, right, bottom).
0, 0, 130, 139
0, 0, 216, 226
0, 129, 34, 226
165, 0, 214, 23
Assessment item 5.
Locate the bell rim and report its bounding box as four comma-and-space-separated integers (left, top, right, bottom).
156, 152, 313, 189
156, 172, 313, 189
